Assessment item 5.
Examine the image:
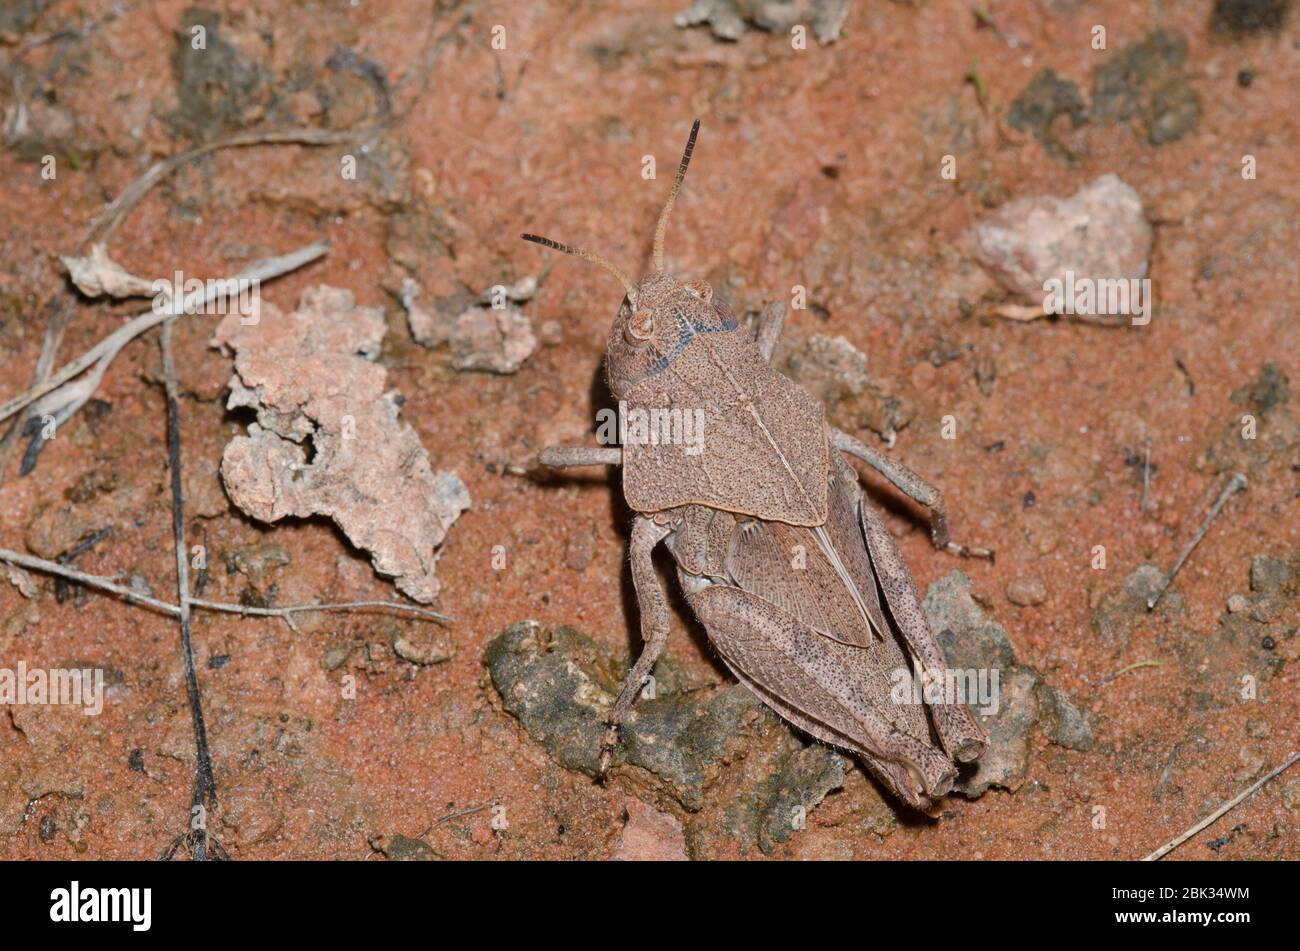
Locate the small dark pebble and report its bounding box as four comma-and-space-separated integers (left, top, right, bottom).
1212, 0, 1291, 34
1261, 636, 1275, 650
929, 345, 964, 367
1207, 823, 1245, 853
208, 654, 231, 669
1237, 69, 1254, 87
40, 815, 55, 842
985, 440, 1005, 453
128, 748, 145, 772
1023, 491, 1036, 509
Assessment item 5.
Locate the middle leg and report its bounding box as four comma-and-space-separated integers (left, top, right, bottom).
599, 514, 673, 775
753, 301, 787, 363
831, 426, 993, 560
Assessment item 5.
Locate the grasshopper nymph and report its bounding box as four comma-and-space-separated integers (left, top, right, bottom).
525, 121, 991, 810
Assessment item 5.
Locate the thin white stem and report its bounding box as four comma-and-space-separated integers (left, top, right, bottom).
0, 242, 329, 425
1142, 752, 1300, 860
0, 548, 453, 625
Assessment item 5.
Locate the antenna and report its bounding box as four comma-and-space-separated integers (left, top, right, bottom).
651, 119, 701, 273
520, 233, 634, 295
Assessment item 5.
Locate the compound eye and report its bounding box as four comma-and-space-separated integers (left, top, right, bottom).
626, 308, 655, 342
684, 280, 713, 302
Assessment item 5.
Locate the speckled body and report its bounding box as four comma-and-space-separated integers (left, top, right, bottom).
530, 121, 986, 810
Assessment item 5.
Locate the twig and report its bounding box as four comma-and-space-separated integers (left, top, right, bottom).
1096, 659, 1163, 687
0, 243, 329, 425
158, 318, 219, 861
1142, 752, 1300, 860
88, 128, 370, 245
188, 597, 454, 625
419, 802, 493, 839
0, 126, 367, 480
1146, 472, 1248, 610
2, 1, 477, 482
0, 549, 453, 625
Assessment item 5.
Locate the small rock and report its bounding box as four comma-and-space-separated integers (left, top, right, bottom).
1250, 554, 1294, 593
612, 798, 688, 861
1227, 593, 1250, 613
393, 630, 455, 666
1006, 577, 1048, 606
925, 572, 1035, 795
927, 572, 1018, 671
370, 834, 441, 861
676, 0, 850, 44
1040, 685, 1094, 752
563, 527, 595, 572
224, 542, 291, 577
970, 175, 1153, 310
320, 645, 352, 671
1248, 595, 1283, 624
780, 333, 909, 443
538, 319, 563, 346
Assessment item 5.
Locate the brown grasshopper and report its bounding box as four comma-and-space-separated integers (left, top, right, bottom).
523, 121, 990, 810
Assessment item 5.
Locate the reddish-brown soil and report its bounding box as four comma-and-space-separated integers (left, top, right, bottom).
0, 0, 1296, 859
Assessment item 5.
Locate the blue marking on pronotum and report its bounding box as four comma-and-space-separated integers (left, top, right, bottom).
648, 311, 738, 376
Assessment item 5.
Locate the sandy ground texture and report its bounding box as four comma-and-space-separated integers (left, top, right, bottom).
0, 0, 1297, 860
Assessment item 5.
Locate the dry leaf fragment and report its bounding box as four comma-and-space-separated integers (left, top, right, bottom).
401, 277, 537, 374
213, 285, 470, 603
60, 244, 156, 299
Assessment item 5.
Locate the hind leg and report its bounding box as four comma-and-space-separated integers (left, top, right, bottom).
856, 498, 987, 763
599, 515, 673, 775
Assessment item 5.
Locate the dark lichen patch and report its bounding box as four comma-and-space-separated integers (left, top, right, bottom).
753, 746, 846, 854
486, 621, 850, 854
1091, 30, 1201, 145
1211, 0, 1293, 34
926, 572, 1094, 795
1199, 364, 1300, 475
484, 623, 618, 776
1092, 564, 1181, 650
0, 0, 55, 35
171, 7, 275, 141
1232, 362, 1292, 417
1008, 69, 1088, 162
369, 833, 442, 860
1145, 81, 1202, 145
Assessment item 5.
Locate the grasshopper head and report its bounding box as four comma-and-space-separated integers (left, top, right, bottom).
523, 120, 738, 398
